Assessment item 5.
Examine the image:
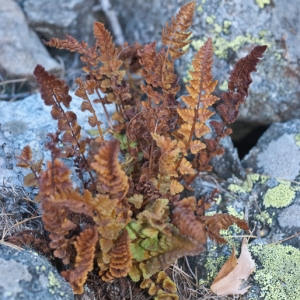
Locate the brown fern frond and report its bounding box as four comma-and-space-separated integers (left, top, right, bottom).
100, 229, 132, 281
75, 77, 104, 140
172, 197, 206, 243
16, 145, 32, 167
34, 64, 71, 108
94, 22, 123, 79
162, 1, 195, 59
39, 159, 72, 196
91, 139, 129, 200
217, 45, 267, 123
16, 145, 43, 187
40, 190, 96, 265
34, 65, 82, 146
175, 38, 219, 178
199, 214, 249, 244
61, 227, 98, 294
44, 34, 88, 53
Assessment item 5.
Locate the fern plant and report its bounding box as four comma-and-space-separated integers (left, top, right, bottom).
15, 1, 267, 298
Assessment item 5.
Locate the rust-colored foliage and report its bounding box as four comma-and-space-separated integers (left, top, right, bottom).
172, 197, 206, 243
100, 229, 132, 281
217, 45, 267, 123
199, 214, 249, 244
91, 139, 129, 200
16, 145, 43, 187
61, 227, 98, 294
22, 0, 268, 297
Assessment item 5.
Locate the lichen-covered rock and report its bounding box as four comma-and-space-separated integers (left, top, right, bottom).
242, 119, 300, 181
189, 171, 300, 299
110, 0, 300, 124
0, 244, 73, 300
0, 0, 61, 78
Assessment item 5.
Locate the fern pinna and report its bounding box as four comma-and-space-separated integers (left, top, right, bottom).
15, 1, 267, 298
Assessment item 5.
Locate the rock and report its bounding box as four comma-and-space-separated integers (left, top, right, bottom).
211, 135, 246, 180
0, 92, 114, 187
109, 0, 300, 124
242, 119, 300, 181
21, 0, 97, 46
0, 0, 61, 78
188, 170, 300, 299
0, 244, 73, 300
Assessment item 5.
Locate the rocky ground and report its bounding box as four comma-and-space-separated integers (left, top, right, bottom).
0, 0, 300, 299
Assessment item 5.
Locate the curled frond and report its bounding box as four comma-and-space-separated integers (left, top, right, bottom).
61, 227, 98, 294
101, 230, 132, 281
91, 139, 129, 199
172, 197, 206, 243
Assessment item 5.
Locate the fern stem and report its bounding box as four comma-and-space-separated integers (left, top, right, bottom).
52, 93, 95, 185
86, 93, 104, 141
95, 88, 114, 130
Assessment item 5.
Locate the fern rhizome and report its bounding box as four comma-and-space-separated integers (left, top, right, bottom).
16, 1, 267, 298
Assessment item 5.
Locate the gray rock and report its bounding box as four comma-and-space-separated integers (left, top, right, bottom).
211, 135, 246, 180
0, 244, 73, 300
22, 0, 97, 46
242, 119, 300, 181
109, 0, 300, 124
0, 92, 114, 187
0, 0, 61, 78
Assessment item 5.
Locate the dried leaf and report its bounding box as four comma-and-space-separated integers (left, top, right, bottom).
23, 173, 38, 187
211, 240, 255, 296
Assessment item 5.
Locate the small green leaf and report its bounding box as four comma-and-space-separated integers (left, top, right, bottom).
130, 243, 145, 261
141, 227, 159, 238
140, 237, 158, 251
126, 222, 142, 239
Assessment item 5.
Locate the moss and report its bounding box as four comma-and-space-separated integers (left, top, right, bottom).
263, 183, 296, 208
255, 0, 271, 9
250, 244, 300, 299
48, 271, 62, 295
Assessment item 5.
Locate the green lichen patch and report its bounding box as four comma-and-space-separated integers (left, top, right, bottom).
263, 183, 296, 208
48, 271, 62, 295
254, 211, 274, 226
199, 245, 228, 284
294, 133, 300, 147
228, 174, 269, 194
255, 0, 271, 9
251, 244, 300, 300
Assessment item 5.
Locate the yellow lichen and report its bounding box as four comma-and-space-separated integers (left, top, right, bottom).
263, 183, 296, 208
255, 0, 271, 9
251, 244, 300, 299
